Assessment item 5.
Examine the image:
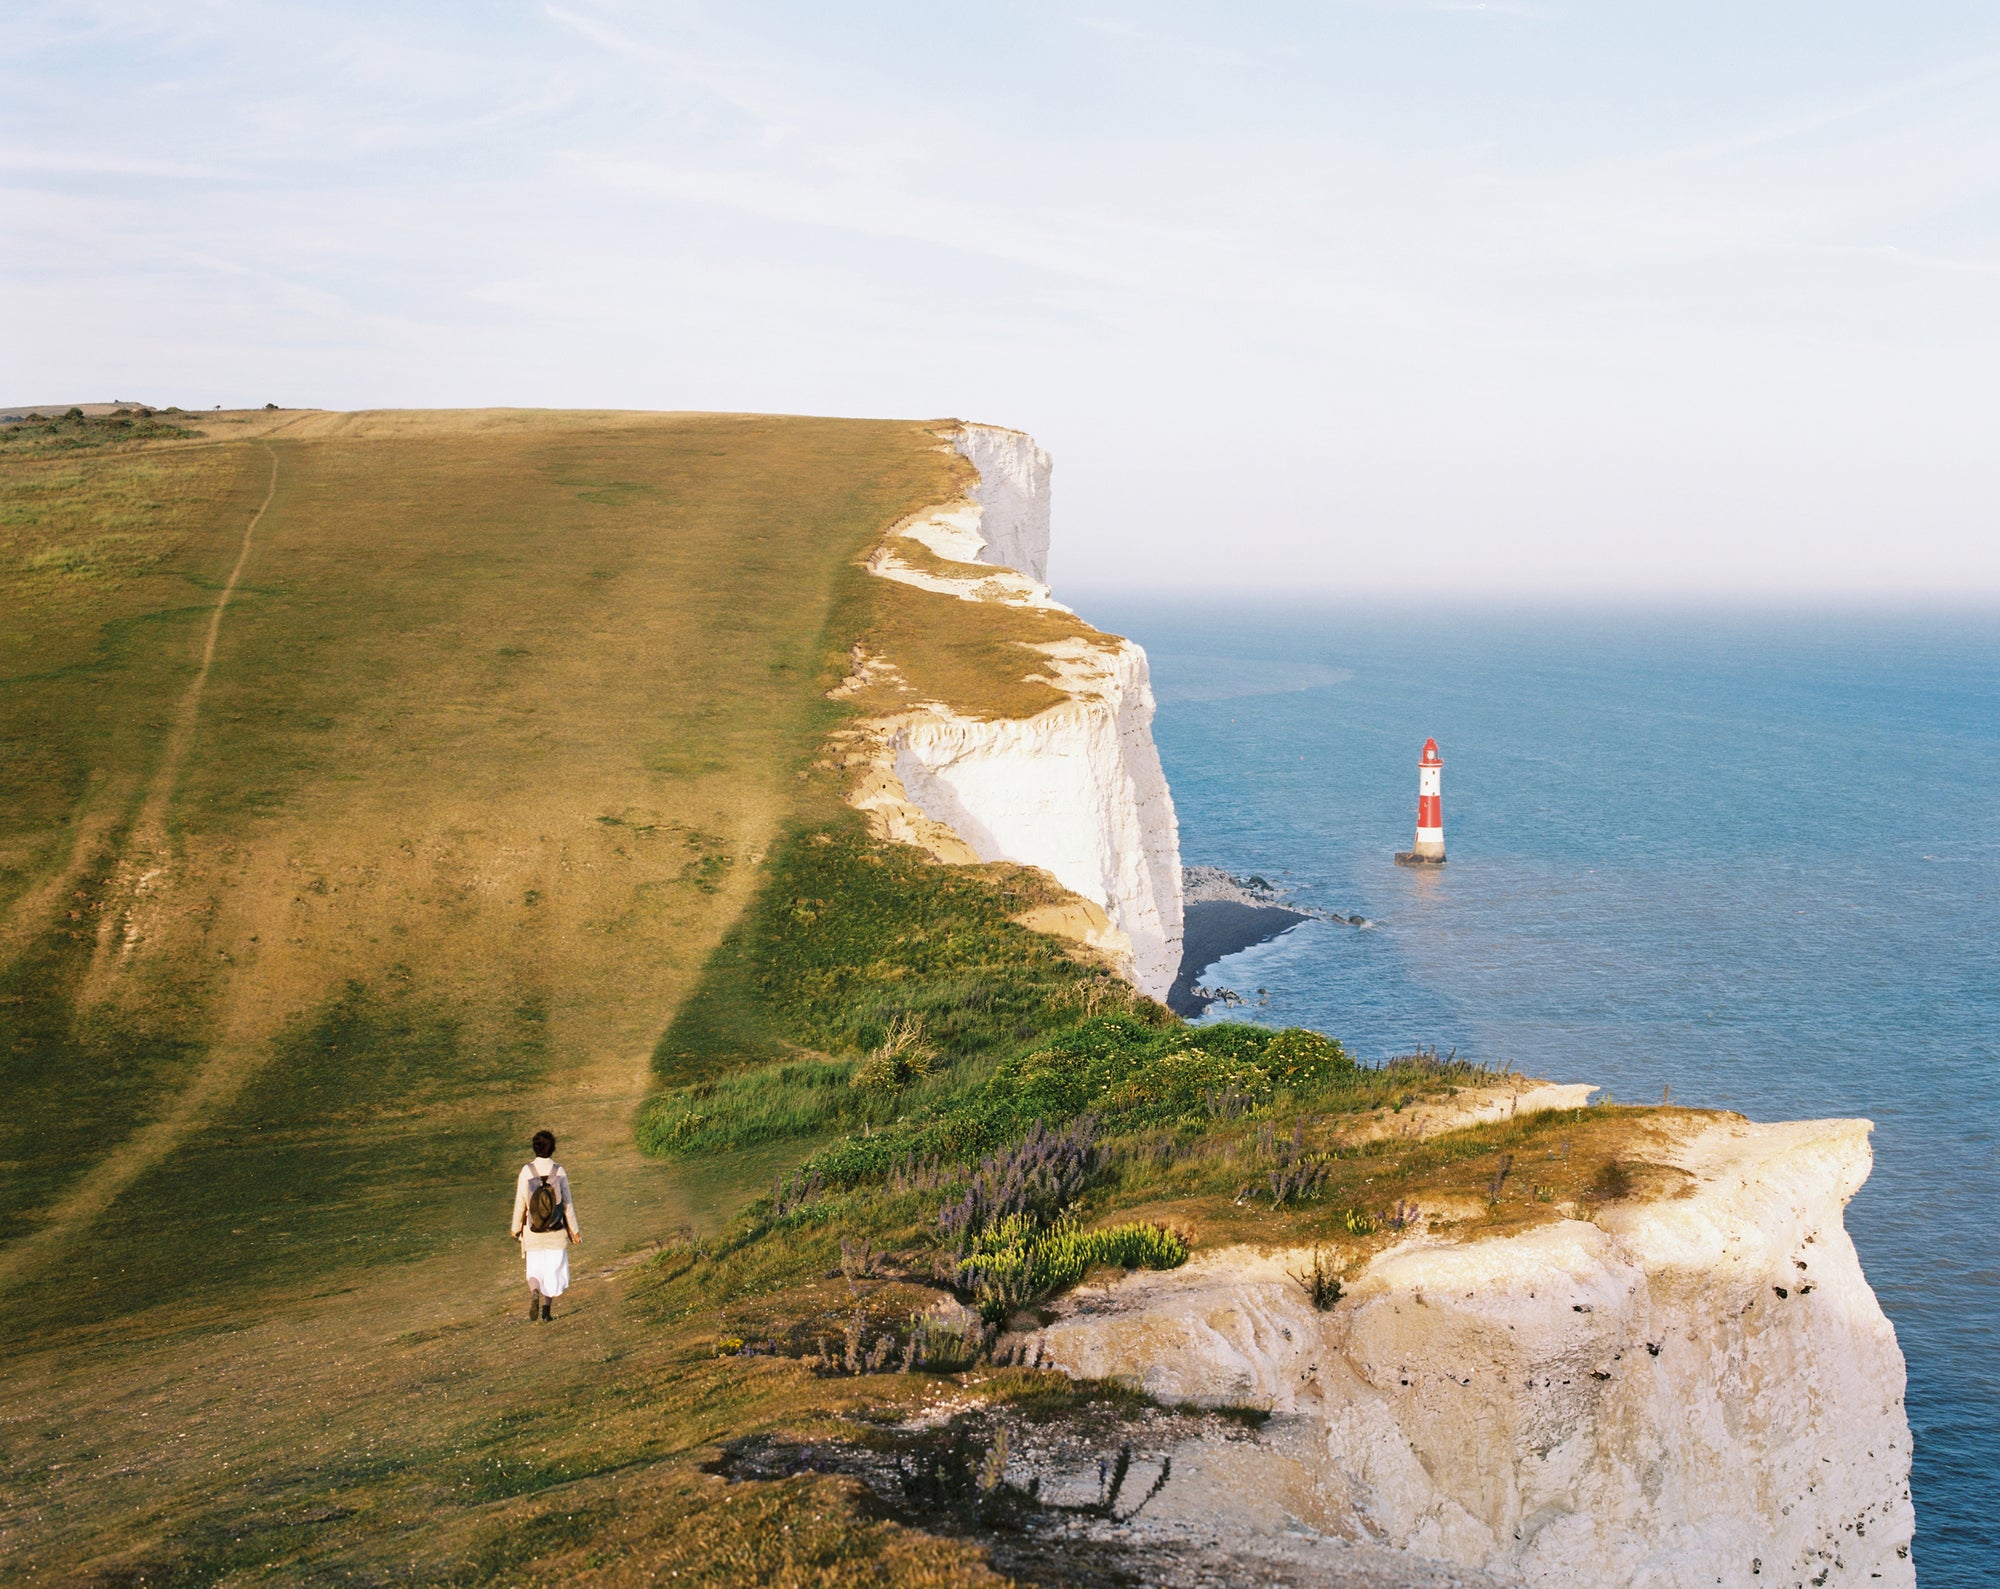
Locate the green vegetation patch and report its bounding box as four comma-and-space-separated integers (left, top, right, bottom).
640, 815, 1150, 1154
957, 1212, 1189, 1323
640, 818, 1398, 1180
637, 807, 1532, 1342
0, 408, 196, 453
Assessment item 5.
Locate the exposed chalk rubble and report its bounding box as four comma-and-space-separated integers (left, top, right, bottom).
1020, 1114, 1915, 1589
843, 423, 1184, 1001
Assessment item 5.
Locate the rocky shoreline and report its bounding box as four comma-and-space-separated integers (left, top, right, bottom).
1168, 867, 1368, 1017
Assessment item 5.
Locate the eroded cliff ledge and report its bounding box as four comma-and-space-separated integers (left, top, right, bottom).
1019, 1109, 1915, 1589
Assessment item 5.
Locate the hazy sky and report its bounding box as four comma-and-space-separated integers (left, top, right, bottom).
8, 2, 2000, 597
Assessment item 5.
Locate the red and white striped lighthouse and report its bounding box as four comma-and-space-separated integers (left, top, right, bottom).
1395, 737, 1447, 866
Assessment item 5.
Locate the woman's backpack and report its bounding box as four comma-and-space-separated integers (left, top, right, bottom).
527, 1167, 566, 1233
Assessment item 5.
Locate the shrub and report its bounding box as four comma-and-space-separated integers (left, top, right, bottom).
1288, 1247, 1344, 1311
938, 1116, 1102, 1250
953, 1213, 1042, 1319
901, 1307, 985, 1372
850, 1013, 934, 1092
954, 1213, 1188, 1323
1379, 1198, 1421, 1232
1243, 1119, 1329, 1207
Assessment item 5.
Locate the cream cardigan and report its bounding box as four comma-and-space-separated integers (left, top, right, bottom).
510, 1159, 579, 1253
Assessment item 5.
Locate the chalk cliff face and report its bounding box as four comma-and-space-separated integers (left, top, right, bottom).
844, 424, 1184, 1001
1027, 1115, 1914, 1589
951, 422, 1051, 582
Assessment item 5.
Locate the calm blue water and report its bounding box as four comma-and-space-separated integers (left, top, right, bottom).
1081, 599, 1999, 1586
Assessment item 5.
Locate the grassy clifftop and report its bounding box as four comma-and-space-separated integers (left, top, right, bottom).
1, 410, 1683, 1587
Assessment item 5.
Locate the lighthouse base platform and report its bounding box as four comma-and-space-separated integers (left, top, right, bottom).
1394, 850, 1447, 867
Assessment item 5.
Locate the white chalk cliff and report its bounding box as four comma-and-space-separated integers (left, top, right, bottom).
837, 425, 1917, 1589
842, 424, 1184, 1001
1023, 1111, 1916, 1589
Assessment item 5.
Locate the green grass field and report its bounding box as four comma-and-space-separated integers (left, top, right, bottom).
0, 410, 1683, 1586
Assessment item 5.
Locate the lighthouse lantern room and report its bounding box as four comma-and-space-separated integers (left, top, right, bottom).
1394, 737, 1447, 866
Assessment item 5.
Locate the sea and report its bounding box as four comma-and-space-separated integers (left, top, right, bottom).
1079, 597, 1999, 1586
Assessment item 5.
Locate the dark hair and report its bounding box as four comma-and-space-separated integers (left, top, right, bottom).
531, 1130, 555, 1157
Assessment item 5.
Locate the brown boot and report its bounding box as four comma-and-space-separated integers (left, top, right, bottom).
541, 1297, 553, 1321
527, 1283, 542, 1321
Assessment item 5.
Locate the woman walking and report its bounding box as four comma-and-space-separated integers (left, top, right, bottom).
510, 1129, 580, 1320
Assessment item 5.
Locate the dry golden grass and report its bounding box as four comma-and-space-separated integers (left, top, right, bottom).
1, 408, 960, 1318
2, 1226, 1015, 1586
0, 408, 1040, 1583
1098, 1104, 1712, 1266
848, 573, 1098, 723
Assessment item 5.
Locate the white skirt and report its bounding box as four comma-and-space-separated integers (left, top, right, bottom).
524, 1245, 570, 1297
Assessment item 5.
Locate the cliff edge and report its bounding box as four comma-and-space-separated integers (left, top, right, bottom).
839, 423, 1185, 1001
626, 414, 1915, 1589
1021, 1112, 1915, 1589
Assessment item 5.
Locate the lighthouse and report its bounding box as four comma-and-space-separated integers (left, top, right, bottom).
1394, 738, 1447, 866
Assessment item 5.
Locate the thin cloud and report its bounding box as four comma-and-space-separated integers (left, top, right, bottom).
9, 1, 2000, 594
1679, 49, 2000, 159
1072, 15, 1264, 66
576, 155, 1225, 295
0, 148, 247, 180
1832, 243, 2000, 277
1339, 0, 1552, 16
